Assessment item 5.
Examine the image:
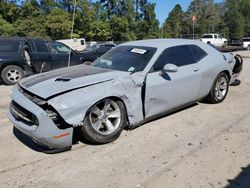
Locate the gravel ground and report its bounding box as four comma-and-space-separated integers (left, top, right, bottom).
0, 51, 249, 188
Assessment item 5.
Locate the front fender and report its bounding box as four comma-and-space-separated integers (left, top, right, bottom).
48, 74, 145, 127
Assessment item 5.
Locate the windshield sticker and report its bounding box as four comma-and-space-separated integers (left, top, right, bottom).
128, 67, 135, 72
130, 48, 147, 54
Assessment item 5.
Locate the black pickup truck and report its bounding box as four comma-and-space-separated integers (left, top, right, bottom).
0, 37, 88, 85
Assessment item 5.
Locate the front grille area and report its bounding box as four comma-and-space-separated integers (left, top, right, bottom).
17, 84, 47, 106
46, 107, 72, 129
16, 84, 72, 129
10, 101, 38, 126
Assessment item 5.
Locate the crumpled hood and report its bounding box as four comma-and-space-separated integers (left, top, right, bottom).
19, 65, 129, 99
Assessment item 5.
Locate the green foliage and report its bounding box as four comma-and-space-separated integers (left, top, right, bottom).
239, 0, 250, 36
0, 0, 249, 40
46, 8, 72, 39
0, 14, 14, 36
224, 0, 244, 39
87, 20, 111, 40
163, 4, 184, 38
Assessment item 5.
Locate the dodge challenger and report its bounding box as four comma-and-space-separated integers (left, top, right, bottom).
7, 39, 243, 152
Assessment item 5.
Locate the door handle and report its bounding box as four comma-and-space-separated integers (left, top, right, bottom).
193, 69, 199, 72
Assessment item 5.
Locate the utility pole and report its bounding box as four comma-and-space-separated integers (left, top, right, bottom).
192, 15, 197, 40
161, 26, 164, 38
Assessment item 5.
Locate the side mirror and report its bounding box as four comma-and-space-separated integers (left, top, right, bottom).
163, 63, 178, 73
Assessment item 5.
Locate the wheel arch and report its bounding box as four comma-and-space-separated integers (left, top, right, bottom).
0, 62, 25, 74
84, 96, 130, 128
221, 70, 231, 80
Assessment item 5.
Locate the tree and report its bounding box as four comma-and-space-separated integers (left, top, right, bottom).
86, 20, 111, 40
162, 4, 184, 38
0, 14, 14, 36
239, 0, 250, 36
184, 0, 222, 37
46, 8, 72, 39
136, 1, 159, 39
224, 0, 244, 39
110, 16, 135, 41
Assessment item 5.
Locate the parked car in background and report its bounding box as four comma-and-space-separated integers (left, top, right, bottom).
81, 43, 116, 64
201, 33, 227, 47
227, 39, 243, 47
57, 38, 86, 52
0, 37, 86, 85
242, 37, 250, 50
7, 39, 243, 152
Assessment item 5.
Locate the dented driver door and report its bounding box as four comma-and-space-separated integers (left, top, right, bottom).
144, 45, 204, 118
144, 65, 202, 118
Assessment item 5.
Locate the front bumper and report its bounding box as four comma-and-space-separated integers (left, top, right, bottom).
7, 85, 73, 150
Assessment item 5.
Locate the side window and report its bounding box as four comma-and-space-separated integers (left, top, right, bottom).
0, 40, 21, 53
214, 35, 218, 39
34, 40, 49, 53
202, 35, 213, 39
49, 42, 70, 54
97, 46, 111, 53
80, 40, 85, 45
153, 45, 194, 71
188, 45, 207, 63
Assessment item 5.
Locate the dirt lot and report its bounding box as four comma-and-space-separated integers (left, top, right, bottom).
0, 51, 250, 188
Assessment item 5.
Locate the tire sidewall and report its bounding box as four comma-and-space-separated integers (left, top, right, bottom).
81, 100, 126, 144
83, 61, 92, 65
1, 65, 24, 85
210, 72, 229, 103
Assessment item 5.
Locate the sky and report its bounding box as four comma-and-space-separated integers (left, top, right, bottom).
151, 0, 224, 26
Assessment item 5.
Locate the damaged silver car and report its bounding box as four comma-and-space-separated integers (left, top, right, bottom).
7, 39, 243, 151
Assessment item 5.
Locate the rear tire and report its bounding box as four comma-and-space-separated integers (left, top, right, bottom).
206, 72, 229, 104
80, 98, 126, 144
1, 65, 24, 85
83, 61, 92, 65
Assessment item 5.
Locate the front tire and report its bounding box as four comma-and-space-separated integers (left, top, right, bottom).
206, 72, 229, 104
1, 65, 24, 85
80, 98, 127, 144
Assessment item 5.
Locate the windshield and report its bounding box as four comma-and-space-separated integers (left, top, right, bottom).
49, 41, 71, 54
202, 35, 213, 39
91, 45, 157, 73
243, 38, 250, 42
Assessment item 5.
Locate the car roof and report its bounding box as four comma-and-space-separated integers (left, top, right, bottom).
120, 39, 206, 52
0, 37, 51, 42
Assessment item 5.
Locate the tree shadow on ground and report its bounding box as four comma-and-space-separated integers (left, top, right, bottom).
226, 164, 250, 188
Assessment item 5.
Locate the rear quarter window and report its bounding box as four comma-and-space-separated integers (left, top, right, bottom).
0, 40, 21, 53
188, 45, 207, 63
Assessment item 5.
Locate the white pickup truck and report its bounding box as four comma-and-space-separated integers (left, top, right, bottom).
201, 33, 227, 47
243, 37, 250, 50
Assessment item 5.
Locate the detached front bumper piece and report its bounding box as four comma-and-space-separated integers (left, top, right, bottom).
7, 85, 73, 151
